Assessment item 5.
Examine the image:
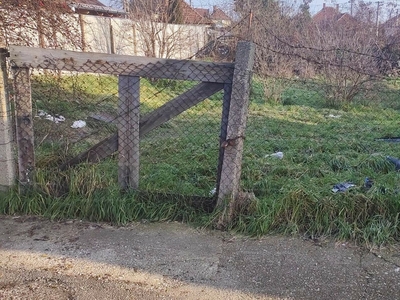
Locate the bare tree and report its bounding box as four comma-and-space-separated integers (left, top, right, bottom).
307, 21, 381, 104
234, 0, 306, 77
301, 2, 398, 104
233, 0, 395, 106
353, 1, 375, 23
122, 0, 190, 58
0, 0, 82, 49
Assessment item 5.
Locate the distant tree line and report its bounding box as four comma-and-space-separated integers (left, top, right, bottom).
232, 0, 400, 104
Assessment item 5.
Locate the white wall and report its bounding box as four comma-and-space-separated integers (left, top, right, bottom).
80, 15, 209, 59
1, 9, 209, 59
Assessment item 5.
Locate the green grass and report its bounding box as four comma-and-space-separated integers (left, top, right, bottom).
1, 188, 215, 225
3, 74, 400, 247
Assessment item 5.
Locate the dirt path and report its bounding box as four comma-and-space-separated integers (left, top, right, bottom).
0, 215, 399, 299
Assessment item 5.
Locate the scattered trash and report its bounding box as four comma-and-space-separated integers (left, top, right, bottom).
379, 186, 388, 194
37, 110, 46, 117
327, 114, 341, 118
375, 137, 400, 143
265, 151, 284, 159
386, 156, 400, 171
71, 120, 86, 129
209, 187, 216, 196
37, 110, 65, 123
332, 182, 355, 193
364, 177, 374, 190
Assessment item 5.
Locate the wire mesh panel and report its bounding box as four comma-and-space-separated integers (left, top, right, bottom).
8, 45, 235, 201
139, 78, 223, 196
30, 70, 119, 196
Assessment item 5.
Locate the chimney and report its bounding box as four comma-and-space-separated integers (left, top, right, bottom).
323, 3, 326, 9
336, 4, 339, 11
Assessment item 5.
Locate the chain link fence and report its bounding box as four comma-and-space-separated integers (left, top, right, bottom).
4, 0, 400, 241
4, 43, 255, 212
5, 3, 399, 215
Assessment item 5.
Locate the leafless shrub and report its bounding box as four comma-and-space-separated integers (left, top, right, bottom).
0, 0, 82, 49
233, 0, 400, 106
123, 0, 192, 58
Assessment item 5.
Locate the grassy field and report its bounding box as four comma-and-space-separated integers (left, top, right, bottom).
2, 73, 400, 247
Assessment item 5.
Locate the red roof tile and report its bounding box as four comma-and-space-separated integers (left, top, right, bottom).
312, 5, 359, 28
210, 7, 230, 21
312, 6, 340, 24
181, 1, 211, 24
383, 14, 400, 28
194, 7, 209, 18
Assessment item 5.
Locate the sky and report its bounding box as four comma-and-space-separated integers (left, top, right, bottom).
99, 0, 400, 19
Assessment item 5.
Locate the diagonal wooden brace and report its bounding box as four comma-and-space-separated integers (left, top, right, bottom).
61, 81, 223, 170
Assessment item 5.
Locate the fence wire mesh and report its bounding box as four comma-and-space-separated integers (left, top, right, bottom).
4, 0, 400, 241
5, 1, 400, 203
231, 5, 400, 204
138, 79, 224, 197
8, 53, 235, 200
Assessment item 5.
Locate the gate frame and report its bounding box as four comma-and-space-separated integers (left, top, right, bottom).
3, 41, 255, 211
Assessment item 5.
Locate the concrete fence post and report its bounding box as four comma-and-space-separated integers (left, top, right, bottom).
216, 41, 255, 226
0, 47, 16, 191
13, 67, 34, 188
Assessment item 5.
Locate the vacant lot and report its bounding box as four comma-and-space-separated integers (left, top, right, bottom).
3, 75, 400, 246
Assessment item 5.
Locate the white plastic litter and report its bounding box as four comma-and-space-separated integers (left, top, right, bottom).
265, 151, 284, 159
209, 187, 216, 196
328, 114, 341, 118
37, 110, 47, 117
71, 120, 86, 128
46, 115, 65, 123
37, 110, 65, 123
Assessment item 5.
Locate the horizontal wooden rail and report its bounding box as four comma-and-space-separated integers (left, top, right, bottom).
9, 46, 234, 83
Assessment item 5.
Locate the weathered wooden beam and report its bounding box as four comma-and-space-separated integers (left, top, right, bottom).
13, 67, 35, 187
118, 75, 140, 189
216, 41, 255, 225
9, 45, 234, 83
61, 81, 224, 170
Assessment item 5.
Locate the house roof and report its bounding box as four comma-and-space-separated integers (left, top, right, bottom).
181, 1, 211, 24
312, 5, 358, 28
312, 6, 341, 24
194, 7, 209, 18
336, 13, 358, 26
383, 14, 400, 28
210, 6, 231, 21
380, 14, 400, 37
180, 2, 231, 25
